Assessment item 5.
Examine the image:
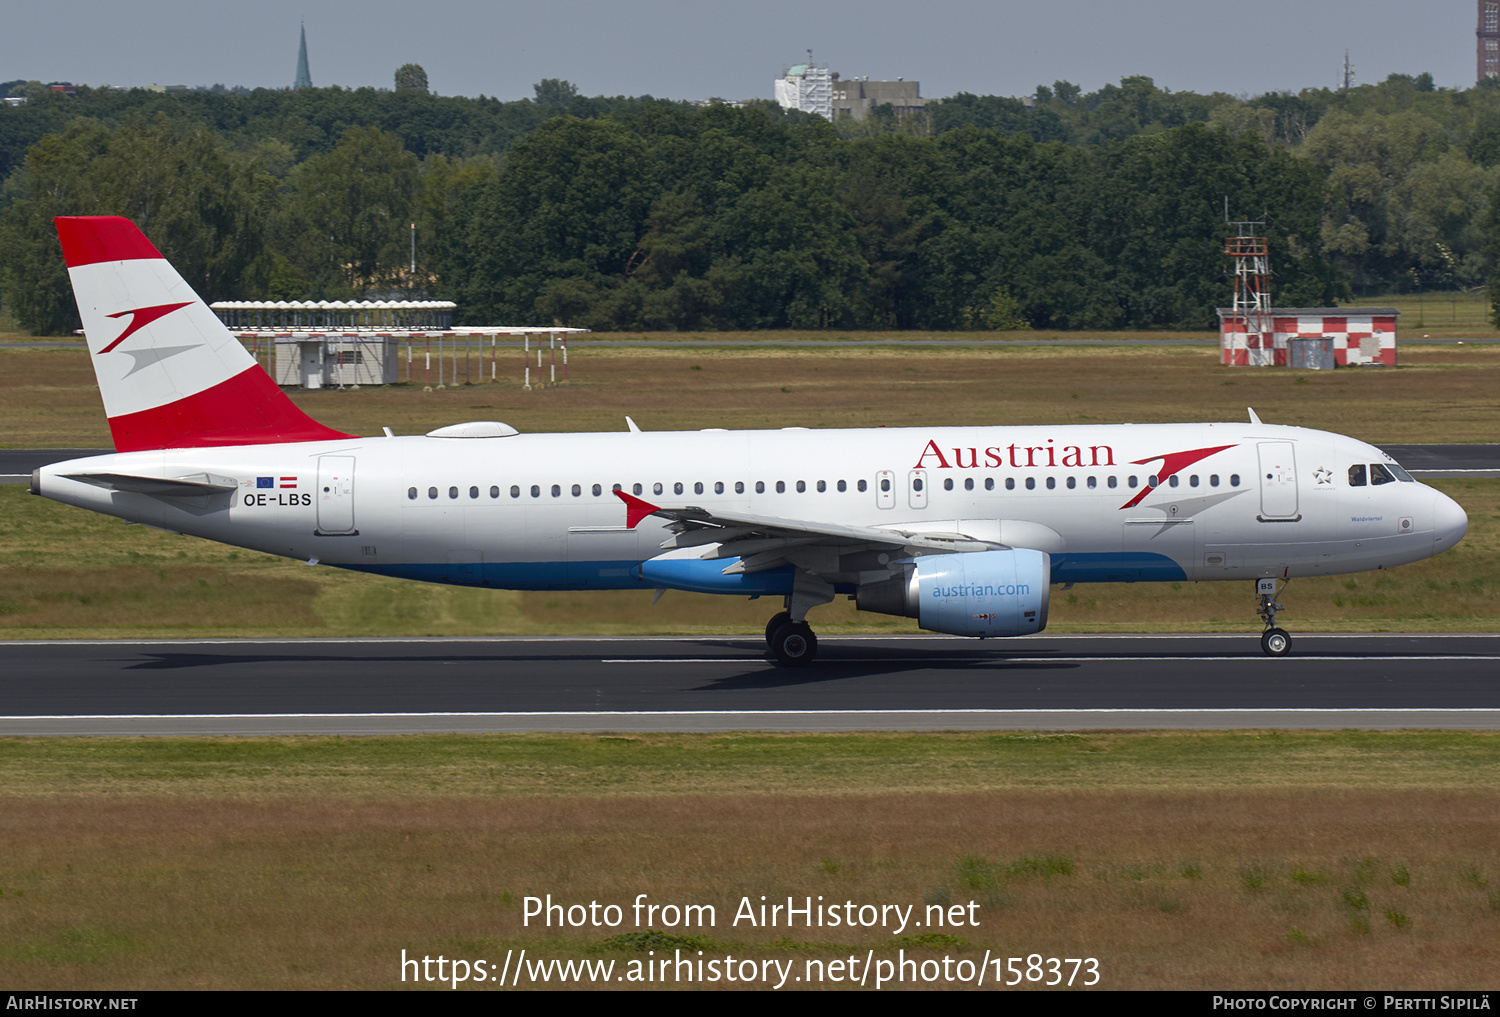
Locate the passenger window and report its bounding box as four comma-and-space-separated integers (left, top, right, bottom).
912, 478, 923, 492
530, 485, 540, 498
1148, 475, 1158, 488
858, 479, 867, 493
1006, 478, 1015, 490
757, 481, 766, 494
985, 478, 994, 491
653, 483, 663, 496
449, 486, 459, 499
571, 484, 581, 497
1046, 477, 1055, 490
1230, 474, 1240, 487
1025, 477, 1035, 490
1210, 475, 1220, 487
1066, 477, 1075, 490
942, 478, 953, 491
796, 481, 806, 493
1128, 477, 1138, 489
551, 485, 561, 498
1087, 476, 1097, 489
817, 480, 826, 493
1190, 475, 1199, 487
407, 487, 417, 500
1369, 464, 1395, 486
965, 478, 974, 491
879, 478, 890, 492
674, 482, 684, 495
490, 486, 500, 499
776, 481, 786, 493
470, 486, 479, 499
694, 482, 703, 495
714, 482, 724, 494
429, 487, 438, 500
592, 484, 602, 496
1168, 475, 1179, 488
632, 483, 643, 495
511, 486, 520, 498
837, 480, 847, 492
1107, 477, 1117, 489
735, 482, 745, 494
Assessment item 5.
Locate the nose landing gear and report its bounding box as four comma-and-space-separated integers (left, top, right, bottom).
1256, 577, 1291, 656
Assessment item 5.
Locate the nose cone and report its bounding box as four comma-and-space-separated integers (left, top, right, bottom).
1432, 490, 1468, 555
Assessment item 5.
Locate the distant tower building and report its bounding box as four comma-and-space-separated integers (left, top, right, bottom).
1480, 2, 1500, 82
294, 23, 313, 90
774, 52, 833, 120
832, 78, 925, 121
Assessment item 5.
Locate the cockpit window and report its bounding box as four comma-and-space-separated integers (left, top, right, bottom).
1348, 464, 1366, 487
1369, 464, 1396, 485
1388, 463, 1415, 482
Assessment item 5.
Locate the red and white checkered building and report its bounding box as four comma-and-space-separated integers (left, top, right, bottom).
1217, 307, 1399, 367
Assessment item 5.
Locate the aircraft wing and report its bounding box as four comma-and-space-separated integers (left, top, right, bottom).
615, 489, 1001, 576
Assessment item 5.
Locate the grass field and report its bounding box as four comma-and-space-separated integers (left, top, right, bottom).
6, 341, 1500, 444
2, 336, 1497, 990
1, 732, 1497, 990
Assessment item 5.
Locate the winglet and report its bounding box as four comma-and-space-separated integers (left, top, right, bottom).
613, 489, 660, 528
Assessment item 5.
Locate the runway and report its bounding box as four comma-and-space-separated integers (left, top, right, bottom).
2, 634, 1497, 735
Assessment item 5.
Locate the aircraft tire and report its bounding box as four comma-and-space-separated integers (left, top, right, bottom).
1260, 627, 1292, 657
771, 621, 818, 666
764, 611, 792, 647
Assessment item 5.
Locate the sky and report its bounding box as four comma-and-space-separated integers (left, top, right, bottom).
0, 1, 1485, 102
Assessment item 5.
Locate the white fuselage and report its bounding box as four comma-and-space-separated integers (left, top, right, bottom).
34, 421, 1468, 598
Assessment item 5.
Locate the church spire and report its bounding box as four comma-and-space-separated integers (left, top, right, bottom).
294, 22, 312, 90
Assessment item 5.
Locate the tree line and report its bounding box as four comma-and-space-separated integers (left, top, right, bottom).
2, 73, 1498, 334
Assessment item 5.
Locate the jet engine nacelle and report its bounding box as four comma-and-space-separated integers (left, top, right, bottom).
856, 549, 1051, 637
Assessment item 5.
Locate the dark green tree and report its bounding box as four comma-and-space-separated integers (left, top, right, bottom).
394, 64, 429, 93
532, 79, 579, 106
0, 116, 274, 334
278, 125, 421, 295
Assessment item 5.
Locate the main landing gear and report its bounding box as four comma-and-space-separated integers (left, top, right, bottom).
764, 610, 818, 666
763, 577, 834, 666
1256, 577, 1292, 657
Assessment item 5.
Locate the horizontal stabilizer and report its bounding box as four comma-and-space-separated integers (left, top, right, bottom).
62, 472, 239, 498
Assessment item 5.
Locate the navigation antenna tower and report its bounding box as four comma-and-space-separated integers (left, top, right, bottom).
1225, 208, 1272, 366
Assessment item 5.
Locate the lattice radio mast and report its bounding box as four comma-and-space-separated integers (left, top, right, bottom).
1225, 205, 1271, 365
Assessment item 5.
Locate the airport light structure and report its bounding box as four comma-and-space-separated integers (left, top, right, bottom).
1223, 219, 1272, 366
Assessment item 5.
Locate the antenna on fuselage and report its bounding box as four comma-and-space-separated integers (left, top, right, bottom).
1247, 406, 1263, 425
626, 416, 642, 433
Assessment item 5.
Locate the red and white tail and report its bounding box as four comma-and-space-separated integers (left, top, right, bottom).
55, 216, 356, 452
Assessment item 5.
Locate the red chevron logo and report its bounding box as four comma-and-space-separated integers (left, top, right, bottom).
98, 301, 193, 354
1119, 444, 1237, 509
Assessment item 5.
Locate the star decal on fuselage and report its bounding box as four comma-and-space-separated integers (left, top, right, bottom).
1314, 466, 1333, 485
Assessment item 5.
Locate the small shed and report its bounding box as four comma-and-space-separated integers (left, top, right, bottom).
1217, 307, 1399, 367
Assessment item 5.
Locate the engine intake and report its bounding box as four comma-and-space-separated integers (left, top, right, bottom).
856, 549, 1050, 637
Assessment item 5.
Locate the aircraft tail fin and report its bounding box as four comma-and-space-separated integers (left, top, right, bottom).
54, 216, 356, 451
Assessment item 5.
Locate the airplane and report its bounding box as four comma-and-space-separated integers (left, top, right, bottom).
31, 216, 1469, 664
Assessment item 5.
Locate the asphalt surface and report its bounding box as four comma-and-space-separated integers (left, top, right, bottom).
2, 634, 1497, 735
